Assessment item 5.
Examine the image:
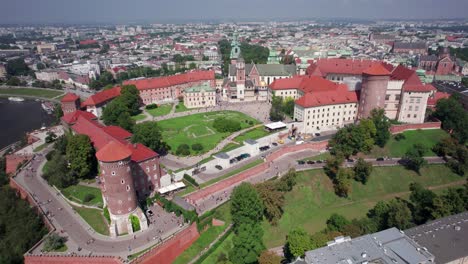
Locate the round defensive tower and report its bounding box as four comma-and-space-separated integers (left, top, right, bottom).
96, 141, 148, 237
358, 64, 391, 119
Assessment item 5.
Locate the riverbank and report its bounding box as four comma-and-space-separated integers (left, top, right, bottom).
0, 87, 64, 101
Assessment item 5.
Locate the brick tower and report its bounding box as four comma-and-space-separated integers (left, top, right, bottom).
358, 64, 391, 119
60, 93, 80, 113
96, 141, 148, 237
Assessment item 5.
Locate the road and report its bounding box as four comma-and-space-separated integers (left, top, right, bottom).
15, 146, 186, 259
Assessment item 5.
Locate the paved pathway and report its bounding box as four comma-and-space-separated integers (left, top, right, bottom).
15, 147, 186, 259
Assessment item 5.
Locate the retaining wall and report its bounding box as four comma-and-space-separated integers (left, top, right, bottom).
389, 122, 441, 134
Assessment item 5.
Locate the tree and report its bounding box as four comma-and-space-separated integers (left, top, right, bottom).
326, 214, 351, 232
269, 95, 284, 122
66, 134, 96, 179
231, 183, 264, 228
334, 168, 353, 197
191, 143, 203, 152
258, 251, 282, 264
43, 233, 67, 252
432, 137, 457, 157
329, 122, 375, 158
42, 151, 75, 188
357, 119, 376, 152
131, 122, 168, 153
6, 58, 32, 76
403, 143, 427, 173
102, 99, 135, 131
256, 182, 284, 225
370, 108, 391, 147
119, 85, 141, 115
213, 117, 241, 133
324, 154, 344, 179
386, 199, 414, 230
282, 97, 295, 117
176, 144, 190, 156
353, 158, 372, 184
230, 223, 265, 264
433, 96, 468, 143
284, 228, 314, 260
409, 183, 436, 224
189, 62, 197, 70
367, 201, 390, 230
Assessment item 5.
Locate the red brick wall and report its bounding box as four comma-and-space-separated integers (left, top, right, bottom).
24, 256, 123, 264
133, 223, 200, 264
389, 122, 441, 134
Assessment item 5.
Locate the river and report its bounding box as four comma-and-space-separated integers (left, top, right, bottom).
0, 98, 54, 149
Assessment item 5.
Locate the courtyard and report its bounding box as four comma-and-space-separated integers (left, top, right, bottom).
157, 111, 260, 156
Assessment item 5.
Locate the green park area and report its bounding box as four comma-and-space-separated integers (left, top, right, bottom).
261, 165, 464, 248
62, 184, 103, 208
365, 129, 448, 158
175, 102, 190, 113
0, 88, 64, 99
131, 113, 146, 121
147, 104, 172, 117
73, 206, 109, 236
232, 126, 271, 144
158, 111, 259, 156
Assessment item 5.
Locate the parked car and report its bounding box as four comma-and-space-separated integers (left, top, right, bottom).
215, 165, 223, 170
297, 160, 305, 165
315, 133, 321, 137
306, 160, 315, 165
272, 142, 278, 146
376, 157, 384, 161
316, 160, 323, 164
347, 158, 354, 162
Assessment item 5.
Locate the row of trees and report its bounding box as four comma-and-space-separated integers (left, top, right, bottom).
285, 182, 468, 260
432, 95, 468, 144
433, 137, 468, 176
269, 95, 294, 121
101, 84, 140, 131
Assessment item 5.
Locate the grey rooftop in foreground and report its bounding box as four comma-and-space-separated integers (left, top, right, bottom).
244, 139, 258, 145
172, 196, 195, 212
405, 211, 468, 264
297, 227, 434, 264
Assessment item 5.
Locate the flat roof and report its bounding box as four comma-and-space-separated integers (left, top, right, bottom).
265, 121, 287, 130
244, 139, 258, 145
213, 152, 229, 159
405, 211, 468, 263
158, 182, 185, 194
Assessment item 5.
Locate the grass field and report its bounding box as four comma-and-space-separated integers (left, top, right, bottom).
232, 126, 270, 144
147, 104, 172, 117
365, 129, 449, 158
33, 142, 50, 152
0, 88, 64, 98
262, 164, 464, 248
62, 184, 103, 208
73, 206, 109, 235
301, 152, 331, 162
158, 111, 259, 156
175, 102, 190, 113
131, 113, 146, 121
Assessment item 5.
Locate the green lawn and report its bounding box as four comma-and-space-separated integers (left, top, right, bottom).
218, 143, 242, 153
131, 113, 146, 121
366, 129, 449, 158
33, 142, 50, 152
232, 126, 271, 144
175, 102, 190, 113
0, 88, 64, 98
158, 111, 260, 156
62, 184, 103, 208
200, 233, 234, 264
73, 206, 109, 236
146, 104, 172, 117
262, 164, 464, 248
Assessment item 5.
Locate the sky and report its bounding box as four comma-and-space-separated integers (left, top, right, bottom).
0, 0, 467, 24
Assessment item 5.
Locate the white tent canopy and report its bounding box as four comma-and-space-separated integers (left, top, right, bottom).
265, 121, 287, 130
158, 182, 186, 194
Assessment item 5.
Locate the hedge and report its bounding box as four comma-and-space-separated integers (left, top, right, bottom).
129, 215, 141, 232
184, 174, 199, 187
103, 207, 110, 223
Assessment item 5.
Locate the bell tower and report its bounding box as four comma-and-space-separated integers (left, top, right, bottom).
236, 56, 245, 100
230, 31, 241, 64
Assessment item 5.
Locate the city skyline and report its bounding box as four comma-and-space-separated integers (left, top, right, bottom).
1, 0, 468, 24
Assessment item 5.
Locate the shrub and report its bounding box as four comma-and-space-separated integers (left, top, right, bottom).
43, 233, 66, 252
176, 144, 191, 156
191, 143, 204, 152
83, 193, 95, 203
129, 215, 141, 232
145, 103, 157, 109
213, 117, 241, 133
45, 150, 56, 161
394, 133, 406, 141
149, 193, 198, 223
184, 174, 199, 187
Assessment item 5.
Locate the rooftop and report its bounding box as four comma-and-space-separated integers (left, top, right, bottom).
61, 92, 80, 103
96, 141, 132, 162
405, 211, 468, 264
123, 70, 214, 91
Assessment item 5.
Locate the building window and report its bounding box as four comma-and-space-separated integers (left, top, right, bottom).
385, 95, 390, 100
414, 114, 417, 118
126, 185, 130, 191
396, 95, 401, 101
121, 180, 125, 184
407, 114, 411, 118
111, 171, 115, 176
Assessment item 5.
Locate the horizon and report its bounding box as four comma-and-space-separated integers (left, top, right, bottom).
1, 0, 468, 25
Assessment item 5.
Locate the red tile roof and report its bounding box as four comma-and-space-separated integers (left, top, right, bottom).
390, 65, 434, 93
62, 110, 158, 162
295, 85, 358, 108
123, 71, 215, 91
269, 76, 305, 90
61, 93, 80, 102
269, 75, 339, 94
427, 91, 450, 107
362, 63, 391, 76
306, 58, 394, 76
82, 87, 121, 107
96, 141, 132, 162
404, 84, 437, 93
61, 110, 97, 124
